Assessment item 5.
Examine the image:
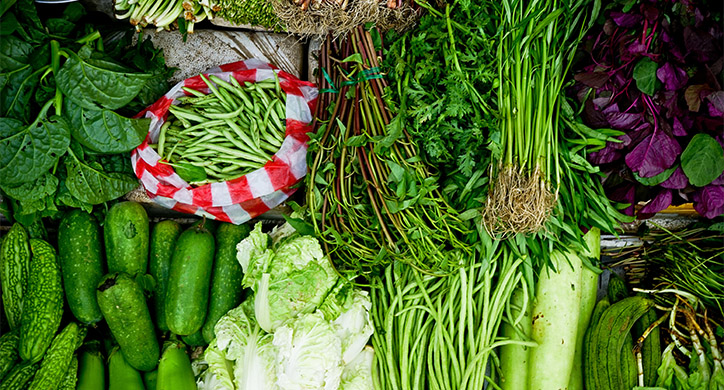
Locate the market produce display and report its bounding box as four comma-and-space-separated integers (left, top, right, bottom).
1, 0, 723, 389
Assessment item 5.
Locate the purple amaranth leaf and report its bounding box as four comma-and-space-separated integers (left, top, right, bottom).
639, 189, 673, 217
661, 167, 689, 189
656, 63, 689, 91
684, 26, 719, 63
624, 41, 648, 60
693, 185, 724, 218
706, 91, 724, 112
574, 72, 610, 88
606, 111, 644, 130
593, 96, 612, 110
640, 3, 660, 22
625, 132, 682, 178
608, 182, 636, 216
708, 102, 724, 118
611, 12, 643, 28
685, 84, 711, 112
582, 99, 608, 128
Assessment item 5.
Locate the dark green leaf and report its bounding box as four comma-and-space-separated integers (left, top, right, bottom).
0, 172, 58, 201
0, 35, 32, 71
56, 47, 151, 110
55, 177, 92, 212
680, 134, 724, 187
345, 135, 367, 147
62, 2, 85, 22
0, 65, 37, 121
633, 57, 659, 96
634, 164, 678, 186
0, 12, 18, 35
281, 215, 315, 236
0, 114, 70, 185
0, 0, 17, 18
163, 162, 206, 183
64, 100, 149, 153
64, 150, 139, 204
46, 18, 74, 36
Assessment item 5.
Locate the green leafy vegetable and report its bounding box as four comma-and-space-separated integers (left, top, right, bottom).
633, 57, 659, 96
0, 106, 70, 185
63, 148, 140, 205
56, 46, 152, 110
64, 100, 148, 153
680, 134, 724, 187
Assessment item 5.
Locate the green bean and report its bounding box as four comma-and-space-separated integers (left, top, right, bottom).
176, 120, 227, 134
224, 119, 265, 155
200, 73, 234, 111
158, 120, 172, 157
204, 105, 245, 120
221, 128, 259, 155
168, 105, 207, 123
181, 86, 206, 97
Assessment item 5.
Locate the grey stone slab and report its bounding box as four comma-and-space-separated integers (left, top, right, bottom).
139, 28, 305, 83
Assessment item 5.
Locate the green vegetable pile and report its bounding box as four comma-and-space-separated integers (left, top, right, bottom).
0, 0, 173, 227
154, 75, 287, 184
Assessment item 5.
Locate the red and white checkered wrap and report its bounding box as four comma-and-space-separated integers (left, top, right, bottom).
131, 59, 318, 224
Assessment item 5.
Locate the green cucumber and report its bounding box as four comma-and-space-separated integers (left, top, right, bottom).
149, 220, 182, 333
182, 329, 207, 347
202, 223, 250, 342
29, 322, 85, 390
104, 202, 150, 276
108, 346, 145, 390
18, 239, 64, 363
634, 308, 661, 387
0, 362, 38, 390
165, 226, 215, 336
58, 354, 79, 390
77, 341, 105, 390
157, 341, 196, 390
58, 210, 105, 325
97, 273, 159, 371
607, 273, 629, 303
0, 330, 19, 381
191, 218, 219, 234
144, 369, 158, 390
1, 223, 30, 330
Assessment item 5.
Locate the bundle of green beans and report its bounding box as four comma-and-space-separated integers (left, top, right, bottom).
151, 74, 287, 185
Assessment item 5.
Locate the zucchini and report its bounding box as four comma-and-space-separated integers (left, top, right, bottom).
0, 362, 38, 390
58, 210, 105, 325
165, 226, 215, 336
0, 223, 30, 330
58, 354, 79, 390
77, 341, 105, 390
108, 346, 145, 390
0, 330, 19, 381
28, 322, 86, 390
149, 220, 182, 333
104, 202, 150, 276
202, 223, 250, 343
157, 341, 196, 390
97, 273, 159, 371
18, 239, 64, 363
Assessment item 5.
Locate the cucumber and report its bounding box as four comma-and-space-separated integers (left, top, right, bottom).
58, 354, 79, 390
58, 210, 105, 325
0, 330, 19, 381
0, 362, 38, 390
104, 202, 150, 276
144, 369, 158, 390
77, 341, 105, 390
149, 220, 182, 333
18, 239, 64, 363
29, 322, 85, 390
584, 298, 610, 390
182, 329, 207, 347
634, 308, 661, 387
97, 273, 159, 371
165, 226, 215, 336
0, 223, 30, 330
202, 223, 250, 342
191, 218, 219, 234
157, 342, 196, 390
109, 346, 146, 390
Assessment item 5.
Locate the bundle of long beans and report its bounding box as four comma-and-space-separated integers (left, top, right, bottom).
307, 26, 471, 280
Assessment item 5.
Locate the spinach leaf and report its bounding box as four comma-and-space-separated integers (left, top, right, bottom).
0, 35, 32, 72
64, 100, 149, 153
56, 46, 151, 110
64, 149, 139, 204
0, 172, 58, 201
0, 111, 70, 185
0, 12, 19, 35
681, 134, 724, 187
0, 66, 37, 121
